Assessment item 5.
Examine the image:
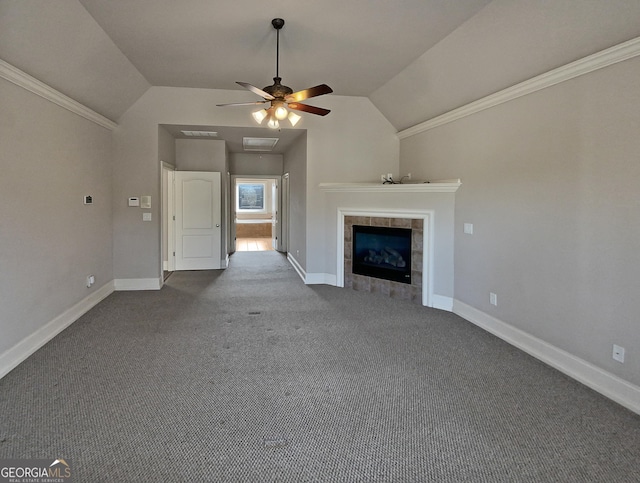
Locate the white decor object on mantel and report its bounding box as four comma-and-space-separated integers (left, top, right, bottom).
319, 179, 461, 193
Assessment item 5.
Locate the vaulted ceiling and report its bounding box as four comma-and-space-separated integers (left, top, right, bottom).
1, 0, 639, 131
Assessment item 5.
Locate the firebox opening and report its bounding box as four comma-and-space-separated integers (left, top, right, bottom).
352, 225, 412, 284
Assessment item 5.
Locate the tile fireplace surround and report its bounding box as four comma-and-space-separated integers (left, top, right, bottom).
344, 215, 424, 304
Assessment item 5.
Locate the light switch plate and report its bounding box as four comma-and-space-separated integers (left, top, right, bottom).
141, 196, 151, 209
464, 223, 474, 234
142, 212, 152, 221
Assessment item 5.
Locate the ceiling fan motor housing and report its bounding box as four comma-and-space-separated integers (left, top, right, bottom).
263, 77, 293, 99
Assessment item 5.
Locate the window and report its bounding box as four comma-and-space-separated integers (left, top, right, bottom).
236, 183, 266, 212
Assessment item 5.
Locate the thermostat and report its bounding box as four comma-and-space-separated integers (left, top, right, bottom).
128, 197, 140, 207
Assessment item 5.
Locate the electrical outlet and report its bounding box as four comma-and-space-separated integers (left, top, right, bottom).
86, 275, 95, 288
490, 292, 497, 306
381, 174, 386, 182
387, 173, 393, 180
612, 344, 625, 363
407, 173, 412, 180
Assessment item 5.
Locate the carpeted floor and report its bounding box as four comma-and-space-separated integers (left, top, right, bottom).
1, 251, 639, 482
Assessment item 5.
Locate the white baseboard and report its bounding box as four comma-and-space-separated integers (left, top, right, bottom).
0, 281, 115, 379
305, 273, 337, 285
287, 253, 306, 282
453, 299, 640, 415
286, 255, 337, 285
114, 278, 162, 291
431, 294, 453, 311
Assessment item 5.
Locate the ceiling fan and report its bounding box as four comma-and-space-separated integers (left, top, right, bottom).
217, 18, 333, 129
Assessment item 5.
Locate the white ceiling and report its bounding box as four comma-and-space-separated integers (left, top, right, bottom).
1, 1, 640, 134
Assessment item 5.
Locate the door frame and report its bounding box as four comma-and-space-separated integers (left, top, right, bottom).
161, 161, 176, 274
231, 175, 285, 253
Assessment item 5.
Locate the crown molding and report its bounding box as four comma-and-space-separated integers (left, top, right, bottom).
0, 59, 118, 131
398, 36, 640, 139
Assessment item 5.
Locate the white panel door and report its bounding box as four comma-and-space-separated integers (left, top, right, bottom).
175, 171, 221, 270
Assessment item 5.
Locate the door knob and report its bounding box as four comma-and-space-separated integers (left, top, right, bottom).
216, 224, 220, 227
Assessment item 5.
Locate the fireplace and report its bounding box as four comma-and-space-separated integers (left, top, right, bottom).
324, 181, 461, 310
352, 225, 412, 284
343, 215, 424, 305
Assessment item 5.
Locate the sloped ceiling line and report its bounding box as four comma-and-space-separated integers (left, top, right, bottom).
398, 36, 640, 139
0, 58, 118, 130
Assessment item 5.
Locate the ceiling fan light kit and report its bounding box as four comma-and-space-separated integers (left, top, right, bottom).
217, 18, 333, 129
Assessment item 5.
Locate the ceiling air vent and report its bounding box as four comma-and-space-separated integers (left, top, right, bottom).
243, 137, 279, 152
181, 130, 218, 137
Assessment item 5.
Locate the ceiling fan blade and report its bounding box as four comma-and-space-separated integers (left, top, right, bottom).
216, 101, 268, 107
237, 81, 275, 100
285, 84, 333, 103
288, 102, 331, 116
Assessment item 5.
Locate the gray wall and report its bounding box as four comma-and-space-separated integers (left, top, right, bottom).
0, 77, 113, 356
400, 56, 640, 387
230, 153, 283, 176
283, 133, 308, 269
176, 139, 226, 172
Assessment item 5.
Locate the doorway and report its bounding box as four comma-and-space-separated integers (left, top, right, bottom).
232, 176, 280, 252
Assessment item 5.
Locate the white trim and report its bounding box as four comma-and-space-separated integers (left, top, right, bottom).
0, 281, 114, 379
0, 58, 118, 131
114, 278, 162, 291
305, 273, 337, 285
319, 181, 460, 193
398, 36, 640, 139
431, 294, 453, 312
287, 253, 306, 282
337, 208, 434, 307
453, 299, 640, 415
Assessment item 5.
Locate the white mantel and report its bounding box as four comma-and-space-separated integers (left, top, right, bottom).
319, 179, 461, 193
